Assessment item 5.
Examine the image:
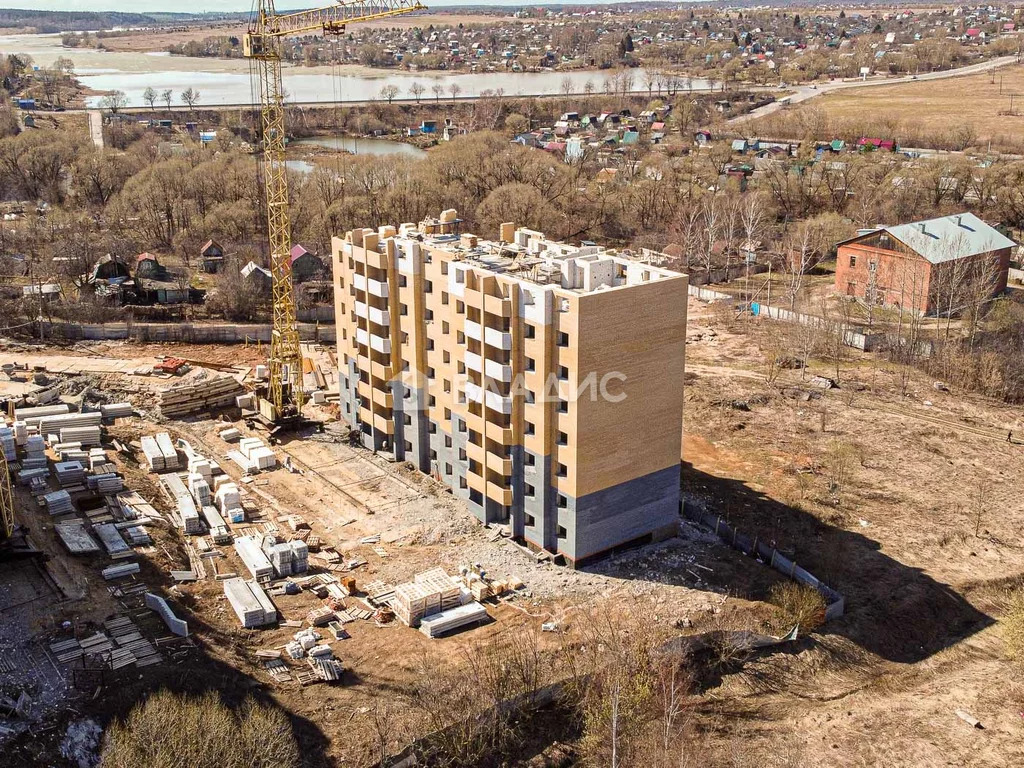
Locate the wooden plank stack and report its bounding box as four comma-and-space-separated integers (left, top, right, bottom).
158, 376, 244, 418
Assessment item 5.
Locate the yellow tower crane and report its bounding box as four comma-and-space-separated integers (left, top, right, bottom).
245, 0, 426, 422
0, 451, 13, 543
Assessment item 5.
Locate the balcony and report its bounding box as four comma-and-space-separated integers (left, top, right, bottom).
464, 319, 482, 342
486, 481, 514, 507
465, 382, 512, 415
484, 293, 512, 318
484, 422, 516, 446
356, 328, 369, 348
484, 358, 512, 382
464, 351, 482, 373
354, 301, 389, 326
466, 469, 486, 494
466, 440, 485, 464
486, 450, 512, 476
357, 379, 372, 401
484, 326, 513, 351
363, 248, 388, 271
370, 360, 391, 382
369, 332, 391, 355
371, 387, 393, 409
366, 277, 389, 298
372, 412, 394, 435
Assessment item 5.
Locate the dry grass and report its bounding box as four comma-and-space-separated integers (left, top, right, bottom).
768, 582, 827, 632
1004, 589, 1024, 662
773, 63, 1024, 150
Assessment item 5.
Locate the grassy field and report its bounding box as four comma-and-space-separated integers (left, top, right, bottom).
766, 63, 1024, 151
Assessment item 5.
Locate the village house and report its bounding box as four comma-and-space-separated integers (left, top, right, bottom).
834, 213, 1015, 314
289, 245, 324, 283
199, 240, 225, 273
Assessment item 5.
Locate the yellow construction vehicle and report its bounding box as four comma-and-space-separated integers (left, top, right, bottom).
244, 0, 426, 425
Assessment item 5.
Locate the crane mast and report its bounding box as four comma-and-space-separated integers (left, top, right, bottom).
245, 0, 426, 422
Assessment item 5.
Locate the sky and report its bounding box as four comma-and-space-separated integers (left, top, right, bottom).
10, 0, 589, 11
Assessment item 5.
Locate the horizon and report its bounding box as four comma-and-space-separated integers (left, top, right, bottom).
2, 0, 656, 12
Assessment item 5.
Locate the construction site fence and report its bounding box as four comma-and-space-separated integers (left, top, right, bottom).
686, 284, 933, 355
34, 321, 338, 345
688, 262, 769, 287
683, 503, 846, 622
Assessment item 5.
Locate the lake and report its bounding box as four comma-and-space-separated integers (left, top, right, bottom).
0, 33, 716, 108
291, 136, 427, 158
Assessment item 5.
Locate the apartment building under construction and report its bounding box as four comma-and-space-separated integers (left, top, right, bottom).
331, 211, 688, 565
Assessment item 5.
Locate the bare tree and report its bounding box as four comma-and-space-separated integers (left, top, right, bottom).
379, 84, 399, 104
408, 81, 425, 103
100, 90, 128, 114
431, 83, 444, 103
448, 82, 462, 102
161, 89, 173, 110
142, 86, 158, 111
180, 87, 200, 112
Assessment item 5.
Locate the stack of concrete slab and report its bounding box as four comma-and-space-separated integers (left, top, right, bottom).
201, 505, 231, 544
226, 450, 258, 474
223, 577, 277, 628
234, 536, 274, 582
59, 425, 101, 446
37, 411, 101, 437
238, 437, 278, 471
55, 521, 102, 555
12, 420, 27, 446
54, 461, 87, 487
219, 428, 241, 443
87, 473, 123, 494
261, 536, 309, 577
141, 436, 165, 471
419, 603, 488, 638
163, 473, 202, 535
122, 525, 152, 546
24, 434, 46, 465
0, 426, 15, 461
16, 467, 49, 485
102, 562, 140, 580
88, 448, 107, 470
215, 482, 244, 523
93, 523, 132, 558
188, 456, 213, 483
43, 490, 74, 516
100, 402, 133, 419
236, 393, 255, 410
155, 433, 179, 470
158, 376, 244, 418
14, 403, 69, 427
188, 473, 211, 507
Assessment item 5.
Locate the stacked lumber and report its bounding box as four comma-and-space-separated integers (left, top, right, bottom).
44, 489, 74, 516
158, 376, 244, 418
419, 603, 488, 638
223, 577, 277, 628
393, 568, 463, 627
100, 402, 133, 419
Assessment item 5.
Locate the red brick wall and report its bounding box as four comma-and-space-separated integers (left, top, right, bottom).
834, 242, 933, 313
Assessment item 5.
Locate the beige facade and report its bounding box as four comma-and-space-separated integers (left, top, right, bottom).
332, 211, 688, 565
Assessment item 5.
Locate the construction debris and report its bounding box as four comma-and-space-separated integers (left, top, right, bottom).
158, 376, 244, 418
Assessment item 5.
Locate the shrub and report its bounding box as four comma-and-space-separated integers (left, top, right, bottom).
769, 581, 827, 631
100, 690, 300, 768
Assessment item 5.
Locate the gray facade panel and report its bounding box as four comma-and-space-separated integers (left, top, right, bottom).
562, 465, 680, 562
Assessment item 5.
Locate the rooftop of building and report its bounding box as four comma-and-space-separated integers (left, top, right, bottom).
346, 210, 685, 296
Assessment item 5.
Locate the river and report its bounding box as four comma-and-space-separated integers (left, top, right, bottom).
0, 32, 716, 108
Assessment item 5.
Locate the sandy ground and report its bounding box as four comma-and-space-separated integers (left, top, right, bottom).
2, 302, 1024, 764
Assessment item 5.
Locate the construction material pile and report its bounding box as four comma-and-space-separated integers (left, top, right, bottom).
141, 433, 179, 472
227, 437, 277, 474
223, 577, 277, 628
235, 536, 274, 582
261, 535, 309, 577
100, 402, 133, 419
393, 568, 463, 628
158, 376, 244, 418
